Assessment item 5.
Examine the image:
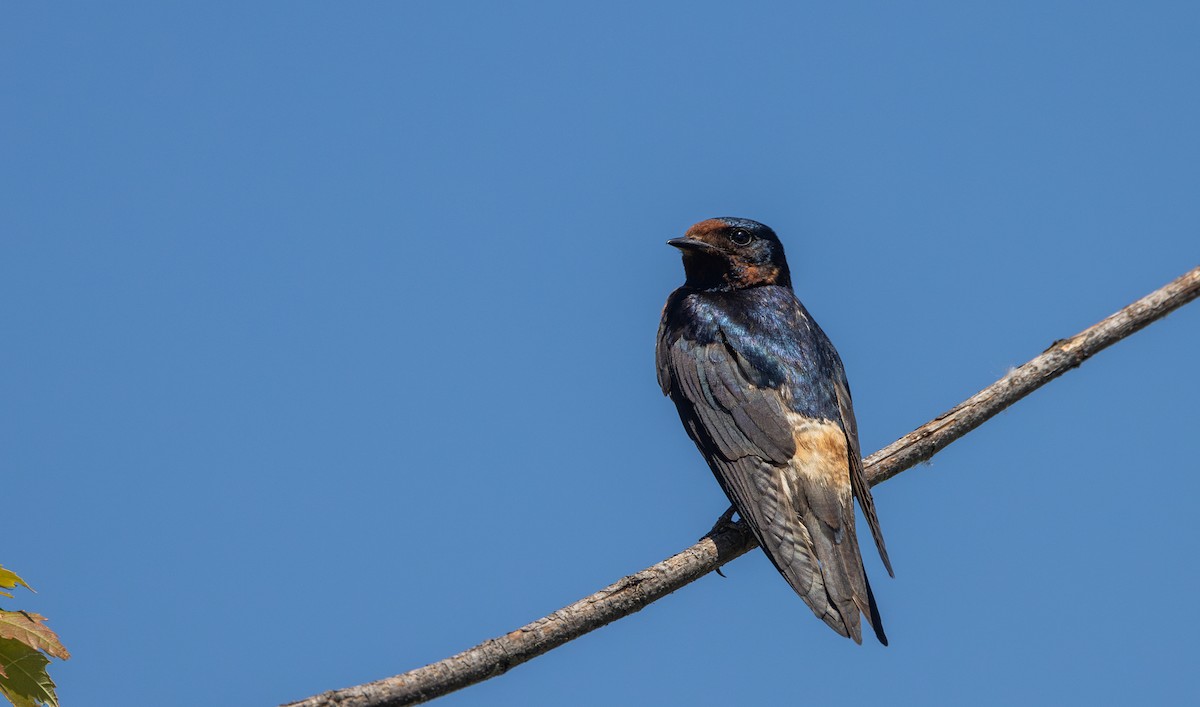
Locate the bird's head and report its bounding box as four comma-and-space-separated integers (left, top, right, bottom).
668, 217, 792, 291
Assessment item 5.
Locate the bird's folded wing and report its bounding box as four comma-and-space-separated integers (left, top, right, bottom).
829, 360, 894, 576
658, 335, 795, 464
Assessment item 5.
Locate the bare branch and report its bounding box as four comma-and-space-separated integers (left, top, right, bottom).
284, 266, 1200, 707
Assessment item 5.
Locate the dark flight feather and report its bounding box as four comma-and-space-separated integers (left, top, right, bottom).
831, 370, 894, 577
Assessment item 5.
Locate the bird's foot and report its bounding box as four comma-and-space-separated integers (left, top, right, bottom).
704, 506, 745, 578
704, 505, 742, 538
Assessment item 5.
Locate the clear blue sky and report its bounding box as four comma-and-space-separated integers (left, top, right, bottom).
5, 3, 1199, 706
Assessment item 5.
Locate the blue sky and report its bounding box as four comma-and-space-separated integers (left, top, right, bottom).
4, 3, 1199, 706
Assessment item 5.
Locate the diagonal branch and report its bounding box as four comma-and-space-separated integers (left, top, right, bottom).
284, 265, 1200, 707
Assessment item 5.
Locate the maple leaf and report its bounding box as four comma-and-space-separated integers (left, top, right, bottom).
0, 638, 57, 707
0, 569, 31, 602
0, 614, 68, 662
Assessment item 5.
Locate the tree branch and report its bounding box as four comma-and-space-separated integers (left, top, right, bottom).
283, 266, 1200, 707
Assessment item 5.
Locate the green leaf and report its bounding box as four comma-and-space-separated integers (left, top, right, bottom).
0, 568, 31, 595
0, 638, 58, 707
0, 613, 69, 661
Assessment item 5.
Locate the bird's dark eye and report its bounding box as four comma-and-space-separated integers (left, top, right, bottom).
730, 229, 753, 246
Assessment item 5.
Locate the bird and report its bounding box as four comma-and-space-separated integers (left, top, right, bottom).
656, 217, 893, 645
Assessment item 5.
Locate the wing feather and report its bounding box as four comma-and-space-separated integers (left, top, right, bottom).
832, 372, 894, 577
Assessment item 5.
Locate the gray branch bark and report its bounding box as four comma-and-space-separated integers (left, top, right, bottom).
284, 266, 1200, 707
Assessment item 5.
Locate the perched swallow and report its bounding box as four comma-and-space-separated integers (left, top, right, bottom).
656, 217, 893, 644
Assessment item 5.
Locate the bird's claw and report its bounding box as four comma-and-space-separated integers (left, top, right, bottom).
705, 506, 743, 578
703, 505, 743, 538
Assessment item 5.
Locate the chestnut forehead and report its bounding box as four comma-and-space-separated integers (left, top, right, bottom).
684, 218, 730, 241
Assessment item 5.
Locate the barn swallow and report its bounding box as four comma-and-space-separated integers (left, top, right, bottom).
656, 217, 893, 644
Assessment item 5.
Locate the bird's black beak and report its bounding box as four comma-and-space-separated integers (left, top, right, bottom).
667, 237, 719, 253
